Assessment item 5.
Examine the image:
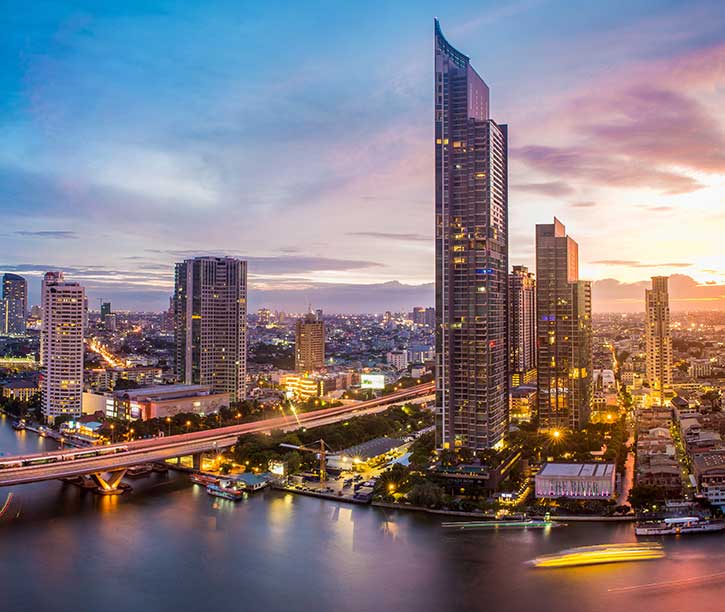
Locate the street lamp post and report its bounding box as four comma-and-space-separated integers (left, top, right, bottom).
110, 423, 115, 445
166, 417, 172, 437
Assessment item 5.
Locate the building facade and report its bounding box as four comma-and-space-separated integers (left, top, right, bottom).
40, 272, 85, 421
434, 20, 509, 450
174, 257, 248, 402
645, 276, 673, 403
509, 265, 536, 384
535, 219, 593, 430
535, 462, 616, 499
2, 273, 27, 336
111, 384, 230, 420
295, 312, 325, 372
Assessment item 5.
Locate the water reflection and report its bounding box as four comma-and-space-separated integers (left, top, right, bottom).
2, 419, 725, 612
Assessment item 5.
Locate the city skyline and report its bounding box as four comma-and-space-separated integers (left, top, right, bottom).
2, 1, 725, 312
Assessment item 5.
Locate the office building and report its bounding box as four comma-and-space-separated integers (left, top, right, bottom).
100, 301, 112, 321
535, 219, 592, 430
434, 20, 509, 450
645, 276, 673, 403
2, 273, 27, 336
174, 257, 248, 402
295, 312, 325, 372
509, 265, 536, 385
40, 272, 85, 421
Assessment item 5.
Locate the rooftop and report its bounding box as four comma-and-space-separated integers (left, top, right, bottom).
538, 462, 615, 478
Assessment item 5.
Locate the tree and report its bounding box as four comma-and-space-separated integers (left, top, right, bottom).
408, 482, 445, 508
114, 379, 141, 391
628, 484, 666, 510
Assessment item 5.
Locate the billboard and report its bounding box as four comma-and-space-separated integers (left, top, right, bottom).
361, 374, 386, 390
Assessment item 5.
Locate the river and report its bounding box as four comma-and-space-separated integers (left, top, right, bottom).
1, 414, 723, 612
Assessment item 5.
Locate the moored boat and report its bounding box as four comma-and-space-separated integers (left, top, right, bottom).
442, 519, 563, 530
11, 420, 26, 431
206, 480, 244, 501
528, 542, 665, 568
190, 473, 219, 486
635, 516, 725, 536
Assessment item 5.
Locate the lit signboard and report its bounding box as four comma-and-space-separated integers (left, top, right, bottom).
361, 374, 386, 390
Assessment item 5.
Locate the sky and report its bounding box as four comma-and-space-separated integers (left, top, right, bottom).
1, 0, 724, 313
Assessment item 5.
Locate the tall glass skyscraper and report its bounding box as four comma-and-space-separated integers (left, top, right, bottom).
434, 20, 509, 450
2, 273, 27, 336
174, 257, 248, 402
535, 219, 592, 430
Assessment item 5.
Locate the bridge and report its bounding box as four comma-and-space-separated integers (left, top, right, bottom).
0, 382, 434, 494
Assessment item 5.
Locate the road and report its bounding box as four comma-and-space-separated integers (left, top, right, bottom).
0, 382, 435, 487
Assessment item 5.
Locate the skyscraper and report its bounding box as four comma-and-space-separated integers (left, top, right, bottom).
434, 20, 509, 450
40, 272, 85, 422
535, 219, 592, 430
295, 312, 325, 372
174, 257, 248, 402
2, 273, 27, 336
509, 265, 536, 386
100, 301, 112, 321
645, 276, 672, 404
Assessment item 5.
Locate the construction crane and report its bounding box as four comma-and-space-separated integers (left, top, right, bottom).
279, 440, 333, 483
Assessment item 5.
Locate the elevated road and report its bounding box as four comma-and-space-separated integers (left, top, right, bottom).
0, 382, 434, 488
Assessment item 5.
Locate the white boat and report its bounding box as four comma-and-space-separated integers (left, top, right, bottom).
635, 516, 725, 536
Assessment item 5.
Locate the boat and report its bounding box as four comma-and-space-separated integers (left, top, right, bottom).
126, 464, 153, 478
442, 519, 563, 530
11, 420, 26, 431
206, 480, 244, 501
190, 473, 219, 486
528, 542, 665, 568
635, 516, 725, 536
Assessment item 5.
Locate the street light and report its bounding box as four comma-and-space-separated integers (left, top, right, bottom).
166, 416, 172, 436
110, 423, 115, 444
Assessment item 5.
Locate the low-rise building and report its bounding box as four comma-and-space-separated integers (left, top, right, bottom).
509, 384, 536, 423
111, 384, 230, 420
1, 378, 40, 402
535, 462, 616, 499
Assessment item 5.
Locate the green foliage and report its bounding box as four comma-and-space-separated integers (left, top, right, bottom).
407, 481, 445, 508
232, 404, 433, 473
628, 484, 667, 509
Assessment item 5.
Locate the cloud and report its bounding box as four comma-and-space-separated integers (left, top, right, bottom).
346, 231, 431, 242
143, 251, 384, 275
590, 260, 692, 268
512, 181, 574, 197
593, 274, 725, 312
14, 230, 78, 239
570, 201, 597, 208
514, 144, 702, 194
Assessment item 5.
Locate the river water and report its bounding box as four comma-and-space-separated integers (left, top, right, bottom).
1, 414, 723, 612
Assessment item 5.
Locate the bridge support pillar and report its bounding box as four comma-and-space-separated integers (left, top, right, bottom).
192, 453, 202, 471
90, 469, 129, 495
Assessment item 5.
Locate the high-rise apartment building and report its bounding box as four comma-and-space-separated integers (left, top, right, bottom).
40, 272, 85, 421
2, 273, 27, 336
645, 276, 672, 403
295, 312, 325, 372
509, 265, 536, 385
434, 20, 509, 450
535, 219, 592, 430
174, 257, 248, 402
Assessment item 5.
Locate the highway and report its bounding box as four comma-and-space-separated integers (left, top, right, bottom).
0, 382, 434, 487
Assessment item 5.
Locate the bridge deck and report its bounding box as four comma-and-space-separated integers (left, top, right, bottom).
0, 383, 434, 487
